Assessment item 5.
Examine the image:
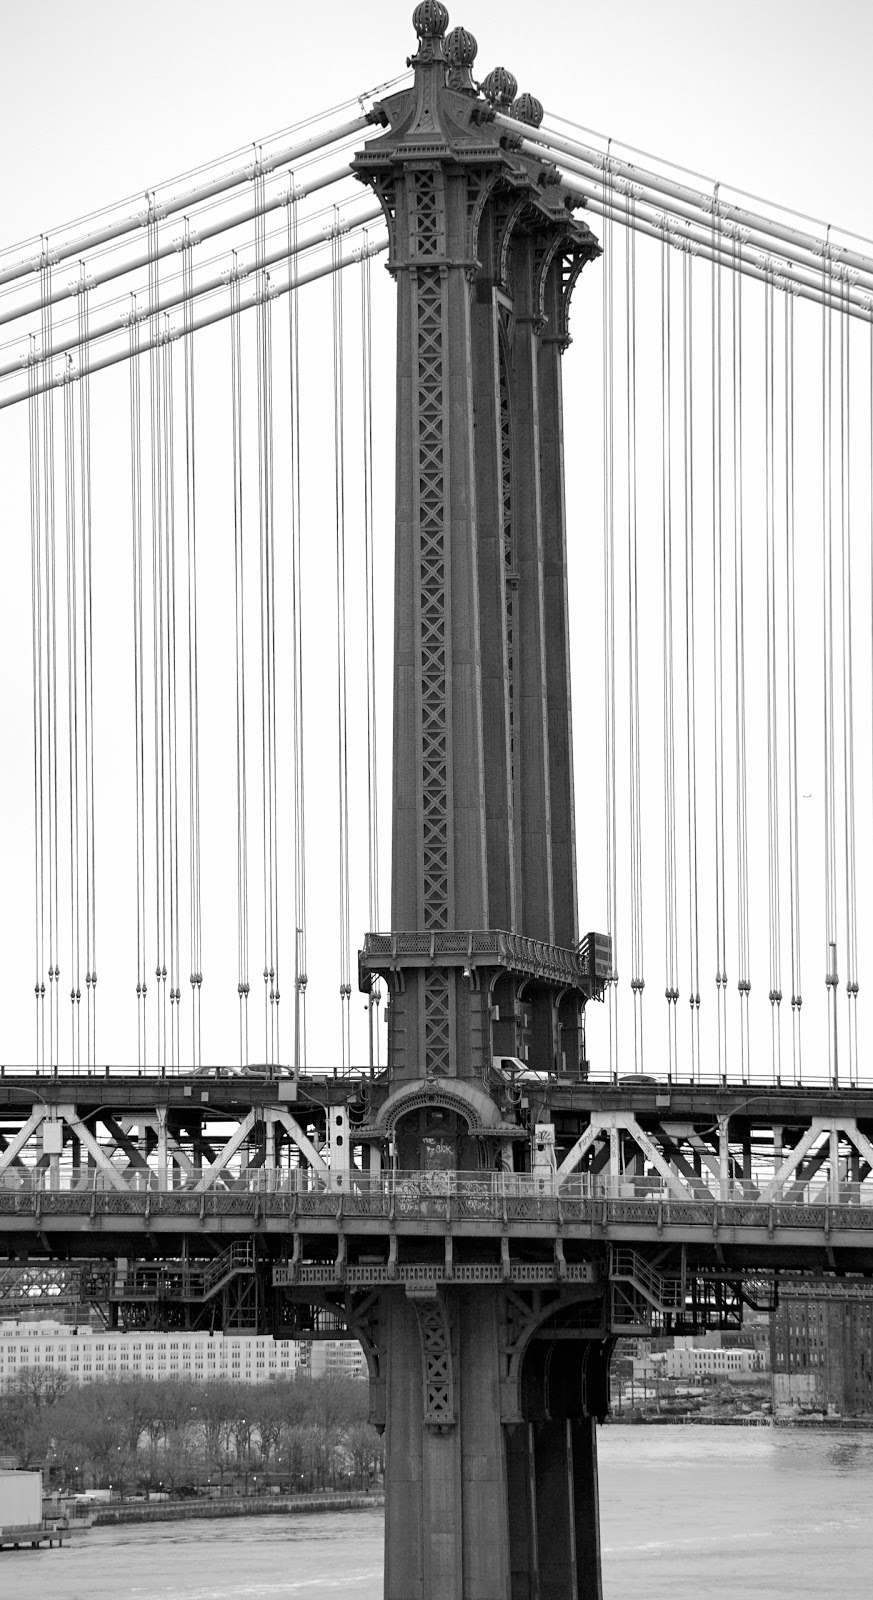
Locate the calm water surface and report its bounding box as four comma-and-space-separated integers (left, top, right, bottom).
4, 1428, 872, 1599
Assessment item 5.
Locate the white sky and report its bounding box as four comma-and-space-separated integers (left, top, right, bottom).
1, 1, 871, 1082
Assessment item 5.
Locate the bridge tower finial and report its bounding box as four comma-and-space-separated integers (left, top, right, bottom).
410, 0, 449, 62
444, 25, 478, 92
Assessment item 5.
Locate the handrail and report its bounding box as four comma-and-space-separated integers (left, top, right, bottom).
4, 1166, 872, 1210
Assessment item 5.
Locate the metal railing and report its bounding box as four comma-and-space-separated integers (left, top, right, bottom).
83, 1241, 255, 1302
1, 1166, 872, 1211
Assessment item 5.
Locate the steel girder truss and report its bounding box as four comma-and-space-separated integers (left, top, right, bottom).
0, 1100, 326, 1193
556, 1110, 873, 1208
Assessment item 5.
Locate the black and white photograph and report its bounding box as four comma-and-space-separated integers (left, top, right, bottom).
0, 2, 872, 1595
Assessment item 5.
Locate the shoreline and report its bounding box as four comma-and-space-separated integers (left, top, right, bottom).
92, 1490, 385, 1527
607, 1414, 873, 1429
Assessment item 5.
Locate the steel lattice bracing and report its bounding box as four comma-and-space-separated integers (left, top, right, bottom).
353, 21, 603, 1096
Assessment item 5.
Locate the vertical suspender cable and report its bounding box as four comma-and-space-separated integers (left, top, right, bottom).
822, 239, 839, 1084
626, 203, 645, 1070
764, 273, 783, 1082
602, 147, 619, 1082
147, 198, 168, 1073
129, 304, 147, 1069
78, 270, 97, 1071
839, 274, 859, 1083
784, 291, 803, 1080
361, 238, 382, 1070
163, 311, 182, 1070
287, 178, 308, 1073
711, 191, 729, 1082
62, 367, 81, 1070
682, 249, 701, 1080
40, 257, 60, 1073
231, 261, 250, 1066
333, 215, 352, 1075
267, 228, 281, 1069
661, 236, 679, 1082
28, 338, 47, 1070
182, 230, 203, 1068
732, 240, 751, 1079
255, 156, 280, 1068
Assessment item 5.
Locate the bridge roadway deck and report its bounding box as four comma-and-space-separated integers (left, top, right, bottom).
0, 1185, 871, 1271
3, 1072, 873, 1119
1, 1075, 872, 1273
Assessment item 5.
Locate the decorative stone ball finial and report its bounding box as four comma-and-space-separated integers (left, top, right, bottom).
445, 24, 477, 90
413, 0, 450, 39
511, 91, 544, 128
481, 67, 518, 108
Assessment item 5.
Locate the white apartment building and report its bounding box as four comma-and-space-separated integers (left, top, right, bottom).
309, 1340, 368, 1380
0, 1321, 364, 1389
658, 1345, 764, 1380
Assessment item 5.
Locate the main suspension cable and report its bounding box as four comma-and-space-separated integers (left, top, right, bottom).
0, 232, 389, 414
0, 106, 382, 293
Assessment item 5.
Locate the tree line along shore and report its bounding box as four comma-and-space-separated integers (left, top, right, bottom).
0, 1368, 384, 1498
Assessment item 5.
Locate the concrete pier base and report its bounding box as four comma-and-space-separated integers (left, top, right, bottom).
379, 1286, 605, 1600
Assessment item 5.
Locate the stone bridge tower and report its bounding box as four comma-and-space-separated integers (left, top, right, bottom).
352, 8, 609, 1597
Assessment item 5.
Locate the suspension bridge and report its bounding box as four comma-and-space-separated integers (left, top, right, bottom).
1, 5, 873, 1596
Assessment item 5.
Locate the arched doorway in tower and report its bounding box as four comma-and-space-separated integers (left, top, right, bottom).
394, 1103, 481, 1172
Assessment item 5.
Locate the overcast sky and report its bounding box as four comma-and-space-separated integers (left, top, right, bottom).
3, 0, 870, 246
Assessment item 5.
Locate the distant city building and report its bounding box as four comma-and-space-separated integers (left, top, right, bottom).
309, 1340, 369, 1380
770, 1292, 873, 1414
658, 1346, 765, 1380
0, 1320, 365, 1389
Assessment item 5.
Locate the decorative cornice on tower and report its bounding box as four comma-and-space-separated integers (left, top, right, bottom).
354, 12, 583, 204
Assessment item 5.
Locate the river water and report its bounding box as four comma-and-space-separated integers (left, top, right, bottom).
5, 1428, 872, 1599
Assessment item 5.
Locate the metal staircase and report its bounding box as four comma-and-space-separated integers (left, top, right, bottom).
84, 1240, 256, 1305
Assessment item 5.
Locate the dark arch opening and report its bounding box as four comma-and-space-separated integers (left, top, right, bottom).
393, 1101, 482, 1171
519, 1300, 615, 1423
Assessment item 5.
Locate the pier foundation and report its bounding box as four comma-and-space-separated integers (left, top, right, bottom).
378, 1285, 608, 1600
